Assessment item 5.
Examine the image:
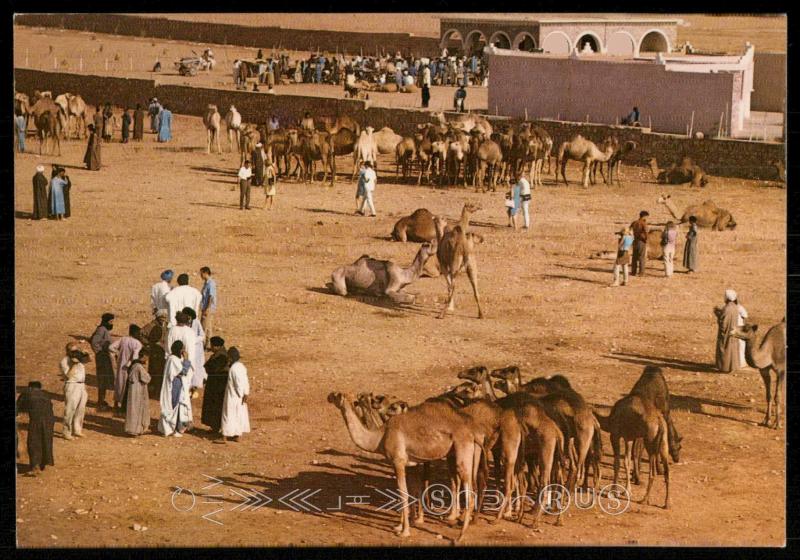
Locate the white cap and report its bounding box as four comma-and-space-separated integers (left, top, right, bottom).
36, 165, 45, 173
725, 289, 737, 302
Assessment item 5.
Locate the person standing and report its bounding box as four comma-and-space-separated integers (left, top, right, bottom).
182, 307, 207, 397
133, 103, 145, 141
683, 215, 699, 273
93, 105, 104, 137
421, 83, 431, 108
267, 63, 276, 91
238, 160, 253, 210
16, 382, 55, 475
109, 324, 143, 414
125, 349, 151, 436
49, 167, 70, 220
200, 267, 217, 349
60, 344, 89, 440
83, 124, 102, 171
735, 296, 749, 366
715, 289, 741, 373
251, 142, 266, 187
90, 313, 115, 411
201, 337, 228, 436
141, 309, 168, 397
14, 108, 26, 153
32, 165, 49, 220
165, 273, 202, 329
454, 85, 467, 112
102, 102, 114, 141
121, 107, 131, 143
158, 340, 193, 437
151, 269, 174, 316
158, 104, 172, 142
517, 173, 532, 230
168, 312, 199, 383
267, 114, 280, 132
610, 226, 634, 287
630, 210, 649, 277
661, 221, 678, 277
357, 161, 377, 217
221, 347, 250, 442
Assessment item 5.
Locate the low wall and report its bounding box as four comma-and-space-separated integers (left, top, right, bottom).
14, 68, 784, 180
752, 52, 786, 112
14, 13, 441, 57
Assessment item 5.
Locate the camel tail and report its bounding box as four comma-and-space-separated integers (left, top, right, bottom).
593, 410, 611, 433
591, 416, 603, 465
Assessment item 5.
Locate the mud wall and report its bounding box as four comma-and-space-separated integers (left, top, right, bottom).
14, 68, 784, 180
752, 52, 786, 113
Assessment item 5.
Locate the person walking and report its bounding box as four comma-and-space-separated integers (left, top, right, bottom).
357, 162, 378, 217
610, 226, 634, 287
683, 215, 699, 273
60, 343, 89, 440
14, 108, 26, 153
125, 349, 151, 436
49, 167, 70, 220
157, 104, 172, 142
133, 103, 145, 141
200, 267, 217, 349
238, 160, 253, 210
517, 173, 532, 230
661, 221, 678, 277
32, 165, 48, 220
16, 382, 55, 475
630, 210, 649, 277
90, 313, 115, 411
151, 269, 174, 316
201, 337, 228, 437
221, 347, 250, 443
109, 324, 143, 414
83, 124, 102, 171
715, 289, 741, 373
508, 179, 522, 230
158, 340, 193, 437
121, 107, 131, 143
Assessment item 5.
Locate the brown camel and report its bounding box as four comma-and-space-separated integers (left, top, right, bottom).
34, 110, 61, 156
320, 115, 360, 137
592, 140, 637, 185
395, 136, 416, 181
326, 127, 358, 185
391, 208, 437, 243
731, 320, 786, 429
435, 209, 484, 319
594, 396, 670, 509
471, 133, 503, 193
657, 194, 737, 231
649, 157, 709, 188
288, 129, 334, 185
556, 135, 616, 187
238, 124, 261, 165
424, 203, 482, 278
328, 392, 479, 542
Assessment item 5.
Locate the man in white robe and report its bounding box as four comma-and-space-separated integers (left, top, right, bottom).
165, 273, 202, 328
150, 269, 174, 315
221, 347, 250, 441
182, 307, 207, 393
168, 312, 199, 383
109, 324, 143, 413
158, 340, 193, 436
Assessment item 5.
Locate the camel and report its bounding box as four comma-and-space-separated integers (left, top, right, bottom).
444, 129, 471, 186
54, 93, 87, 139
224, 106, 242, 152
320, 115, 360, 137
391, 208, 437, 243
372, 127, 403, 155
395, 136, 416, 181
470, 133, 503, 193
238, 124, 261, 164
431, 111, 493, 137
649, 157, 709, 188
326, 128, 358, 185
556, 135, 617, 187
594, 396, 670, 509
422, 202, 482, 278
34, 110, 61, 156
327, 392, 478, 542
352, 126, 378, 180
203, 104, 222, 154
771, 160, 786, 183
435, 208, 484, 319
731, 320, 786, 429
593, 140, 637, 186
656, 194, 737, 231
288, 129, 334, 185
529, 125, 554, 179
330, 242, 436, 304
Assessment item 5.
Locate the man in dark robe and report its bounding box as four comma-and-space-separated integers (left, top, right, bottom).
715, 289, 742, 373
201, 337, 229, 435
32, 165, 48, 220
93, 105, 104, 136
84, 124, 102, 171
133, 103, 145, 141
16, 381, 55, 474
141, 309, 168, 398
121, 108, 131, 143
102, 102, 114, 141
90, 313, 115, 411
251, 143, 265, 187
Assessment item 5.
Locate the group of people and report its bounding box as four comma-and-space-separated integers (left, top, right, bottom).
237, 146, 278, 210
31, 164, 72, 220
610, 210, 699, 287
146, 97, 173, 142
504, 173, 533, 230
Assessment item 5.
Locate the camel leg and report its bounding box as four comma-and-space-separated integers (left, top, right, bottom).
560, 159, 569, 186
414, 463, 429, 526
465, 258, 483, 319
494, 430, 519, 523
582, 161, 591, 188
532, 437, 556, 529
611, 434, 621, 489
644, 447, 656, 505
217, 131, 222, 154
453, 443, 474, 544
445, 452, 460, 525
623, 439, 632, 498
439, 275, 455, 319
773, 369, 784, 429
394, 462, 412, 537
386, 289, 415, 305
760, 368, 773, 427
662, 446, 670, 509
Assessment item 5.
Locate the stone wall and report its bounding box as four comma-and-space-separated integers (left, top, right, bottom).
752, 52, 786, 112
14, 68, 784, 180
14, 13, 440, 57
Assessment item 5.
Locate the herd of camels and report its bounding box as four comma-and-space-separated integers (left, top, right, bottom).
15, 90, 88, 156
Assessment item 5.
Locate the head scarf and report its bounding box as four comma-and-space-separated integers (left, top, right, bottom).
228, 347, 241, 364
161, 269, 174, 281
725, 289, 737, 302
210, 336, 225, 347
155, 309, 168, 319
35, 165, 45, 173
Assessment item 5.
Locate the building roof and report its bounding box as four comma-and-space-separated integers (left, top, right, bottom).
439, 13, 683, 25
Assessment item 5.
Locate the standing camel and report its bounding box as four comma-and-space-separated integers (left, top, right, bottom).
34, 110, 61, 156
203, 104, 222, 154
435, 208, 484, 319
238, 124, 261, 165
470, 132, 503, 193
352, 126, 378, 180
731, 320, 786, 429
224, 105, 242, 152
555, 135, 616, 187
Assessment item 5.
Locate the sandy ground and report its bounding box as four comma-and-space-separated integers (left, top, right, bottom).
133, 13, 787, 53
14, 110, 785, 546
14, 26, 488, 112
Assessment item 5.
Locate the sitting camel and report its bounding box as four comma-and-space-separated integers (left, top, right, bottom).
731, 319, 786, 429
203, 104, 222, 154
556, 135, 617, 187
330, 242, 436, 304
649, 157, 709, 188
657, 194, 736, 231
391, 208, 437, 243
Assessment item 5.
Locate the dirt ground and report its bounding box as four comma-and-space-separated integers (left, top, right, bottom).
14, 107, 785, 546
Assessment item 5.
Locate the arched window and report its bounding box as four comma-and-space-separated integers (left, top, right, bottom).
576, 33, 602, 53
639, 30, 670, 53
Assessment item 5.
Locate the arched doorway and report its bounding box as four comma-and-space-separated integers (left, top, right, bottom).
489, 31, 511, 50
607, 31, 636, 56
639, 30, 669, 53
514, 32, 537, 52
576, 33, 601, 53
542, 31, 571, 55
465, 30, 487, 57
441, 29, 464, 55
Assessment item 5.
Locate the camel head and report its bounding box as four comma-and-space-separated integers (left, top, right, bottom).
490, 366, 521, 381
492, 378, 514, 396
452, 381, 488, 402
457, 365, 489, 383
365, 125, 374, 135
731, 323, 758, 341
420, 241, 437, 260
463, 201, 481, 214
207, 104, 218, 112
621, 140, 637, 155
656, 193, 671, 204
547, 374, 573, 391
385, 401, 409, 417
327, 391, 347, 409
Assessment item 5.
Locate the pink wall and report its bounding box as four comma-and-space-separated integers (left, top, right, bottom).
487, 54, 735, 135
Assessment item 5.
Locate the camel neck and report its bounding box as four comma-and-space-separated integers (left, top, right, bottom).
339, 398, 385, 454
